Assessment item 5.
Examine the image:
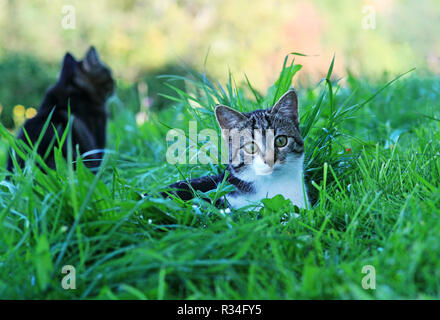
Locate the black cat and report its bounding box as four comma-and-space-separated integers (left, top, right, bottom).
6, 46, 115, 173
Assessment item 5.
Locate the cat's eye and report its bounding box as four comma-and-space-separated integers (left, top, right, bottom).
275, 135, 288, 148
243, 142, 259, 154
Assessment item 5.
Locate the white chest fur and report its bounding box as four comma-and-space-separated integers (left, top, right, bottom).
226, 155, 309, 209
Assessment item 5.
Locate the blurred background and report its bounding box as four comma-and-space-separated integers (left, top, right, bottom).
0, 0, 439, 129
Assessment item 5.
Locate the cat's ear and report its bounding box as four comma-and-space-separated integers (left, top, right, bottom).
59, 52, 77, 82
82, 46, 103, 72
270, 89, 299, 124
215, 105, 247, 130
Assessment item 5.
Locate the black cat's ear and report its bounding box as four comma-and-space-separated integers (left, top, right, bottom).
270, 89, 299, 124
59, 52, 77, 82
215, 105, 247, 130
82, 46, 103, 72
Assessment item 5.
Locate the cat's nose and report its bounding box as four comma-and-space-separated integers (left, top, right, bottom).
254, 155, 274, 175
263, 151, 275, 167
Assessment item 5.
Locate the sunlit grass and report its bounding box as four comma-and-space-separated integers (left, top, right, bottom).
0, 57, 439, 299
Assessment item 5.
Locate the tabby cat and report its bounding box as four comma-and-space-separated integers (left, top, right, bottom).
7, 46, 115, 173
162, 89, 309, 209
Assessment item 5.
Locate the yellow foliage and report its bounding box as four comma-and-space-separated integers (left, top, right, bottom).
13, 105, 26, 117
25, 107, 37, 119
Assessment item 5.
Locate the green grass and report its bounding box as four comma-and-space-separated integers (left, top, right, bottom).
0, 56, 439, 299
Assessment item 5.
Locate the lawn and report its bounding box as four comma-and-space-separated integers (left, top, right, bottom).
0, 57, 439, 299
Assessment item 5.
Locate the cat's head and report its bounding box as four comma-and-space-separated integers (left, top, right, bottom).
56, 46, 115, 104
215, 89, 304, 180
